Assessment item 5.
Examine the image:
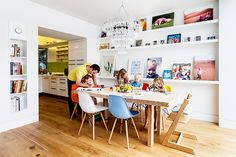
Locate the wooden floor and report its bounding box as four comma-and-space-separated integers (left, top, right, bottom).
0, 95, 236, 157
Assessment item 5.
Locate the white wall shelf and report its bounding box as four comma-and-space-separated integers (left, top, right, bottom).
99, 19, 219, 40
99, 39, 218, 52
97, 76, 219, 85
10, 92, 27, 96
10, 74, 27, 78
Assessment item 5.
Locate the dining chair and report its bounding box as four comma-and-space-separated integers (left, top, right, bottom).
77, 91, 108, 140
70, 84, 81, 120
161, 94, 197, 155
108, 95, 140, 149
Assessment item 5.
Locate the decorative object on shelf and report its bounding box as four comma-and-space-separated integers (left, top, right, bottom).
163, 70, 172, 79
99, 43, 110, 50
146, 57, 162, 78
101, 55, 115, 77
111, 46, 115, 49
167, 33, 181, 44
10, 43, 22, 57
153, 40, 157, 45
184, 37, 191, 42
152, 12, 175, 29
172, 63, 191, 80
135, 39, 142, 47
193, 55, 215, 80
145, 43, 151, 46
140, 18, 147, 31
195, 36, 201, 41
101, 31, 107, 38
184, 5, 213, 24
207, 36, 216, 40
160, 40, 165, 44
128, 58, 144, 78
101, 1, 141, 49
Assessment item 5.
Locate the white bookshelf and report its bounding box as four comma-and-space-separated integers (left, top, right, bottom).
9, 22, 28, 113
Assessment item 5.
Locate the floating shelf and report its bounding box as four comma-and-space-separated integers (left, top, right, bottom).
11, 92, 27, 96
10, 57, 27, 60
99, 39, 218, 52
99, 19, 219, 40
10, 74, 27, 78
97, 76, 219, 85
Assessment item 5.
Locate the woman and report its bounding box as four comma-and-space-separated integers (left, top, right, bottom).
114, 68, 129, 86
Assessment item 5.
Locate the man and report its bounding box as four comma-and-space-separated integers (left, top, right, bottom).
67, 63, 100, 117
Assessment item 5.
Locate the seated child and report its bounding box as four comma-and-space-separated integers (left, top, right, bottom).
114, 68, 129, 86
144, 76, 166, 129
131, 73, 142, 88
81, 74, 94, 88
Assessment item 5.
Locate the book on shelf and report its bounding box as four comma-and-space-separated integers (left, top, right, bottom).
10, 62, 23, 75
10, 43, 22, 57
10, 95, 27, 112
10, 80, 27, 94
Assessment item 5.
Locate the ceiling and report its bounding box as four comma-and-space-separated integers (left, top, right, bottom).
30, 0, 216, 26
38, 35, 67, 46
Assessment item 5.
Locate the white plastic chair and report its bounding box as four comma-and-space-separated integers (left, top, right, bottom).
77, 91, 108, 140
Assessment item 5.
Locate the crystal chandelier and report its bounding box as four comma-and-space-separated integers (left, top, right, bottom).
102, 1, 141, 49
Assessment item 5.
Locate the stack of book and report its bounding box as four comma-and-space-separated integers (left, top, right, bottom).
10, 62, 23, 75
10, 43, 22, 57
10, 96, 27, 112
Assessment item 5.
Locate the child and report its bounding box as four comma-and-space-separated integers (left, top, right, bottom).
81, 74, 94, 87
144, 76, 166, 129
131, 73, 142, 88
114, 68, 129, 86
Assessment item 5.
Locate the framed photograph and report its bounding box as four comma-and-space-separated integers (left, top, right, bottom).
146, 57, 162, 78
172, 63, 191, 80
135, 40, 142, 47
128, 58, 144, 79
193, 55, 215, 80
101, 55, 115, 77
162, 70, 172, 79
152, 12, 174, 29
99, 43, 109, 50
167, 33, 181, 44
140, 18, 147, 31
184, 6, 213, 24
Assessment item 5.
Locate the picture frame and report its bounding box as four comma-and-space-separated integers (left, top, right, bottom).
99, 43, 109, 50
184, 5, 214, 24
167, 33, 181, 44
146, 57, 162, 78
152, 12, 175, 29
162, 70, 172, 79
172, 63, 191, 80
101, 55, 115, 77
135, 40, 142, 47
128, 58, 144, 79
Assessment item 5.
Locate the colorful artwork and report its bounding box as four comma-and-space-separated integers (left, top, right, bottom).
193, 56, 215, 80
101, 55, 115, 77
152, 12, 174, 29
167, 33, 181, 44
163, 70, 172, 79
146, 57, 162, 78
172, 63, 191, 80
140, 18, 147, 31
128, 58, 144, 79
184, 6, 213, 24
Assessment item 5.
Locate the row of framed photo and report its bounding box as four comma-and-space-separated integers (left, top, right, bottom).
100, 56, 216, 81
101, 5, 214, 37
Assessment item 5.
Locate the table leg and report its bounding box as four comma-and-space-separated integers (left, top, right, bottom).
103, 98, 108, 122
156, 106, 161, 135
147, 105, 154, 147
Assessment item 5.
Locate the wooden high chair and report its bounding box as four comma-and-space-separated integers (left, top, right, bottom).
161, 94, 197, 155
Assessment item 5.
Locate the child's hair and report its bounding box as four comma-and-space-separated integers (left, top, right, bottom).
153, 76, 164, 86
134, 73, 142, 80
81, 74, 93, 83
116, 68, 128, 84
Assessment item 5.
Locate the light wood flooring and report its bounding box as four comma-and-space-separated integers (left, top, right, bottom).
0, 95, 236, 157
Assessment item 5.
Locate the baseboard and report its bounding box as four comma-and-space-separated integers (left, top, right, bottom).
0, 114, 39, 133
219, 119, 236, 130
191, 112, 218, 123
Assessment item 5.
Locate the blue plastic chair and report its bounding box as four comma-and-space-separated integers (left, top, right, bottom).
108, 95, 140, 149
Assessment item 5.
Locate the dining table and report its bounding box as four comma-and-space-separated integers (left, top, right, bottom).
81, 89, 176, 147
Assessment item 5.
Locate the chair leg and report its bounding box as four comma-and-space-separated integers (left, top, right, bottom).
78, 113, 86, 136
131, 103, 135, 110
162, 114, 165, 130
100, 112, 108, 131
125, 120, 130, 149
70, 103, 78, 120
120, 119, 123, 134
131, 117, 139, 139
92, 114, 95, 140
108, 118, 117, 144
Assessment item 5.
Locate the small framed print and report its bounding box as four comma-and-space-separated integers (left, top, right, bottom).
162, 70, 172, 79
135, 40, 142, 47
128, 58, 144, 79
167, 33, 181, 44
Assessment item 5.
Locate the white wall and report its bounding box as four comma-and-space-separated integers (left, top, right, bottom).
98, 1, 219, 122
0, 0, 100, 132
219, 0, 236, 129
